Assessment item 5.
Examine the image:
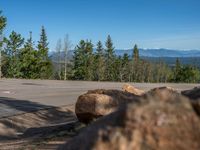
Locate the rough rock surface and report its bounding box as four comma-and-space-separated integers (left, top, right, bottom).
181, 87, 200, 116
146, 86, 179, 101
191, 100, 200, 116
75, 89, 139, 124
122, 84, 145, 96
181, 87, 200, 100
61, 88, 200, 150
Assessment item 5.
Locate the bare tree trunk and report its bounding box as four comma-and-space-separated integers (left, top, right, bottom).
64, 59, 67, 80
63, 35, 72, 80
56, 39, 62, 80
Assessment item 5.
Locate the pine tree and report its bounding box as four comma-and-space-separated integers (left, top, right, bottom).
175, 58, 181, 72
105, 35, 115, 81
3, 31, 24, 78
94, 41, 105, 81
4, 31, 24, 56
131, 44, 139, 82
0, 11, 6, 48
84, 40, 94, 80
38, 26, 48, 56
121, 53, 130, 81
19, 32, 39, 79
113, 56, 122, 81
173, 58, 181, 82
0, 11, 6, 29
37, 26, 52, 79
96, 41, 104, 57
0, 11, 7, 78
73, 40, 86, 80
180, 65, 200, 83
133, 44, 139, 61
72, 40, 94, 80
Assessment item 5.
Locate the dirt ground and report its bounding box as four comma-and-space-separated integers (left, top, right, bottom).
0, 79, 199, 149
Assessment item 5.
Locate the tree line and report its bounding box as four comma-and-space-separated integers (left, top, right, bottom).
0, 11, 199, 83
65, 36, 200, 83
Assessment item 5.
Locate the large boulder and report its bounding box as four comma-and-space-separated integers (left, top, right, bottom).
75, 89, 139, 124
122, 84, 145, 96
181, 87, 200, 100
181, 87, 200, 116
60, 88, 200, 150
191, 100, 200, 116
146, 86, 179, 101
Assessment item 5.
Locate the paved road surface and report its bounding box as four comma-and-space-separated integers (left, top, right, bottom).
0, 79, 199, 118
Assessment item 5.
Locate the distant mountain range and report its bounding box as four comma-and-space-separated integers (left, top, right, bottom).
111, 49, 200, 67
115, 49, 200, 57
50, 48, 200, 58
49, 49, 200, 67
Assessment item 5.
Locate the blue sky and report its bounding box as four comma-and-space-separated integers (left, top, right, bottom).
0, 0, 200, 51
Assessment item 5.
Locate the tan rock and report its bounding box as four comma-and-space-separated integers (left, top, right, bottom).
122, 84, 145, 96
75, 89, 139, 124
61, 89, 200, 150
146, 86, 179, 102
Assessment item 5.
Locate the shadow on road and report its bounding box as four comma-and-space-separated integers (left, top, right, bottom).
0, 97, 77, 141
0, 97, 52, 118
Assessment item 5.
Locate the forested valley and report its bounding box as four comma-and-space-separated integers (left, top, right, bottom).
0, 12, 200, 83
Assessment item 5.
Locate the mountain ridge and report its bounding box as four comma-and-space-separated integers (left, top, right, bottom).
49, 48, 200, 58
115, 48, 200, 57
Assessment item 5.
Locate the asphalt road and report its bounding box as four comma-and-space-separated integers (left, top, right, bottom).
0, 79, 199, 118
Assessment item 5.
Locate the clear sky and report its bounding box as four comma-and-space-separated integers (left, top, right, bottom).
0, 0, 200, 51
